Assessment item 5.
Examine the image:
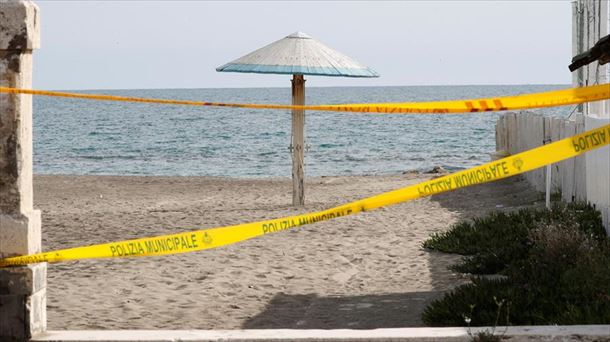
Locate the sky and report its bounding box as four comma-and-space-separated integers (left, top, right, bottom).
33, 1, 573, 90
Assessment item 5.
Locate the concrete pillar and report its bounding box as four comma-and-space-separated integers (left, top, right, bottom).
0, 1, 46, 341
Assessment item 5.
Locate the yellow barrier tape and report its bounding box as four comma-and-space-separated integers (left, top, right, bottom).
1, 124, 609, 267
1, 84, 609, 113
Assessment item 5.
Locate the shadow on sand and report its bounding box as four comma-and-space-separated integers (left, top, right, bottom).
243, 176, 540, 329
242, 291, 444, 329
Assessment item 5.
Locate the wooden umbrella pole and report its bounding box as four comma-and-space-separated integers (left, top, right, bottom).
291, 74, 306, 206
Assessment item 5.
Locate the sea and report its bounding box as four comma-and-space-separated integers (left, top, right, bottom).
34, 85, 574, 178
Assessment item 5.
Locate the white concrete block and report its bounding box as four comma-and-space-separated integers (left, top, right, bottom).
0, 263, 46, 295
29, 325, 610, 342
0, 210, 41, 257
27, 288, 47, 335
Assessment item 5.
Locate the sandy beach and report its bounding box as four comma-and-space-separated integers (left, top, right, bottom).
35, 173, 541, 330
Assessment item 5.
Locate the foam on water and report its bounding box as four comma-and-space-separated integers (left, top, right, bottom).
34, 85, 572, 177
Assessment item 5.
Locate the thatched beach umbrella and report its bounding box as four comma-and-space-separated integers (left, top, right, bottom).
217, 31, 378, 206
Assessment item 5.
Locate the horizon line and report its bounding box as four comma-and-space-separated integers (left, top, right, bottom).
40, 83, 572, 92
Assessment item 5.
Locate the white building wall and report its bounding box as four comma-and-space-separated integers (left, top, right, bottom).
572, 0, 610, 118
572, 0, 610, 232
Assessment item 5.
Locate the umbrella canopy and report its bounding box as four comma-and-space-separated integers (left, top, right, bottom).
216, 31, 379, 78
216, 32, 378, 206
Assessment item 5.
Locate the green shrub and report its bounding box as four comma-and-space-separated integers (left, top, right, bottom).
422, 202, 610, 326
511, 225, 610, 325
422, 202, 605, 275
550, 201, 607, 241
424, 210, 535, 274
451, 254, 510, 275
422, 278, 514, 327
422, 210, 535, 255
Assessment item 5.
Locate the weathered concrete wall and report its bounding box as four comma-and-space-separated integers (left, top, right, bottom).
0, 1, 46, 341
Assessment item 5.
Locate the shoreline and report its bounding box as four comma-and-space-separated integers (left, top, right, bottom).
33, 171, 429, 182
